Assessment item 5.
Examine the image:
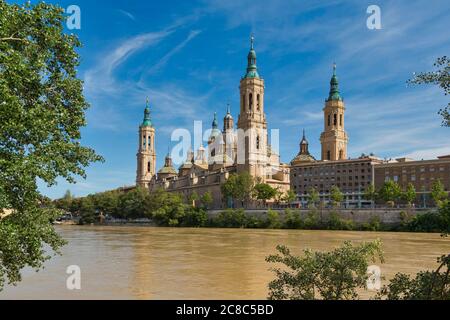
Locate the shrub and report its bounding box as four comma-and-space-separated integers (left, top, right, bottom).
265, 210, 282, 229
304, 210, 320, 229
212, 209, 247, 228
266, 241, 384, 300
327, 212, 355, 231
284, 209, 303, 229
361, 216, 381, 232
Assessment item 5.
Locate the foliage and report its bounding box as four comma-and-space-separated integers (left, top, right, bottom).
265, 209, 282, 229
182, 207, 208, 227
200, 192, 213, 210
0, 1, 102, 290
408, 56, 450, 127
406, 201, 450, 234
211, 209, 247, 228
402, 183, 417, 206
254, 183, 277, 206
221, 172, 255, 207
266, 241, 384, 300
379, 180, 402, 206
364, 184, 378, 202
304, 210, 320, 229
307, 187, 320, 209
377, 255, 450, 300
361, 216, 381, 232
431, 180, 448, 208
327, 212, 354, 231
284, 209, 303, 229
330, 186, 344, 208
148, 189, 186, 227
283, 190, 297, 205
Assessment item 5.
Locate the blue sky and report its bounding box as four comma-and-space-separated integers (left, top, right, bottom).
28, 0, 449, 199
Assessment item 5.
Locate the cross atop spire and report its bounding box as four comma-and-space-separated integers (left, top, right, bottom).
328, 63, 342, 102
250, 33, 255, 50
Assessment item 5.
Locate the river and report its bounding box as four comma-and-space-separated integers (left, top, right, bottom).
1, 226, 449, 300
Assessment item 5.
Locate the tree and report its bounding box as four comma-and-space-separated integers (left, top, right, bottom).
148, 189, 186, 227
188, 192, 199, 208
266, 241, 384, 300
0, 2, 102, 291
118, 187, 149, 220
330, 186, 344, 208
221, 172, 255, 208
379, 180, 402, 207
403, 183, 417, 207
283, 190, 297, 206
254, 183, 277, 208
307, 187, 320, 209
364, 184, 378, 207
200, 192, 213, 210
378, 255, 450, 300
408, 56, 450, 127
431, 180, 448, 208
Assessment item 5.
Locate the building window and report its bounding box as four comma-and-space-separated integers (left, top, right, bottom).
211, 149, 216, 157
147, 162, 151, 173
328, 115, 331, 127
249, 93, 253, 111
257, 94, 261, 111
256, 136, 260, 150
334, 114, 337, 126
340, 114, 343, 126
327, 151, 331, 160
339, 150, 344, 160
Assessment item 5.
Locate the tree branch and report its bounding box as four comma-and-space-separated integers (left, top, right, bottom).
0, 37, 29, 43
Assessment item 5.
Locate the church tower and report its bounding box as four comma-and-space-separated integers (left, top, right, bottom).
136, 98, 156, 188
237, 35, 268, 178
320, 64, 349, 161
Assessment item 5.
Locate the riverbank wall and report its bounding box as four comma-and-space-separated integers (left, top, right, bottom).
207, 208, 435, 225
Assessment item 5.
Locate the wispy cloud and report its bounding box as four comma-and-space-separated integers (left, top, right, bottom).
117, 9, 136, 21
143, 30, 202, 77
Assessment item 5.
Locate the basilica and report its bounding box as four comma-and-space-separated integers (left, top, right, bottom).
136, 37, 291, 209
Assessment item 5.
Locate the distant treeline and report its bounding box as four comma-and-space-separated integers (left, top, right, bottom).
53, 188, 450, 233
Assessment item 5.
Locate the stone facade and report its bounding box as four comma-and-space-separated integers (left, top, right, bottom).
136, 37, 290, 209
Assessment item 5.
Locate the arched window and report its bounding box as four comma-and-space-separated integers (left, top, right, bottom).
334, 114, 337, 126
257, 94, 261, 111
256, 136, 260, 150
147, 162, 151, 173
249, 93, 253, 111
327, 151, 331, 161
328, 115, 331, 127
339, 150, 344, 160
143, 136, 146, 148
340, 114, 343, 127
211, 149, 216, 157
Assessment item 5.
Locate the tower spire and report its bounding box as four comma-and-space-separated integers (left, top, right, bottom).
142, 97, 152, 127
212, 112, 218, 129
328, 63, 342, 101
244, 34, 260, 79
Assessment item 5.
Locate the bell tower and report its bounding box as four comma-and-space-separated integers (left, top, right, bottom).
320, 64, 349, 161
136, 98, 156, 188
237, 35, 268, 178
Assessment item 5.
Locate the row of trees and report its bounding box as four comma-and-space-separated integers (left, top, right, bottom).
221, 172, 297, 208
299, 179, 448, 209
54, 188, 213, 226
364, 179, 448, 208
